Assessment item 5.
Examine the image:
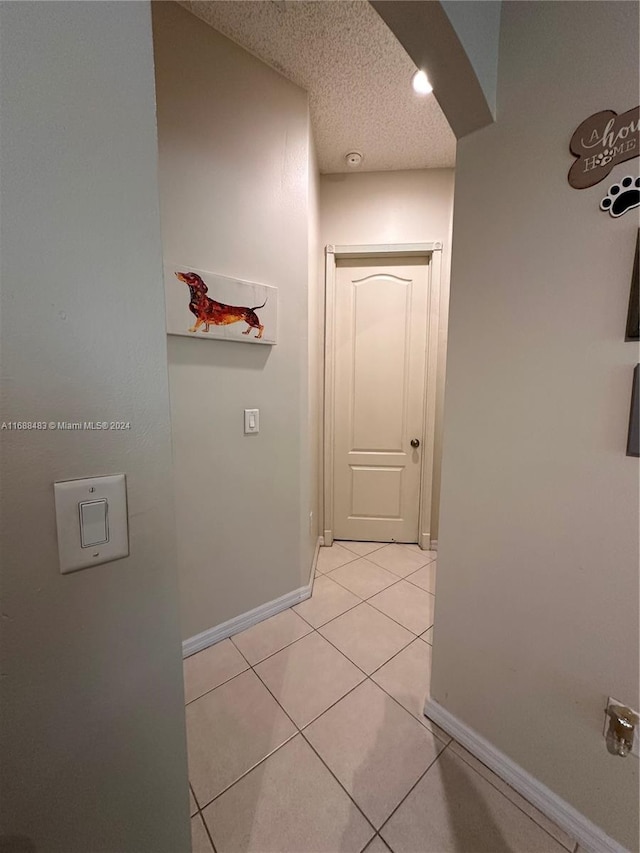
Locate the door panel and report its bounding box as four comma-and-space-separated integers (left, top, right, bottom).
333, 257, 430, 542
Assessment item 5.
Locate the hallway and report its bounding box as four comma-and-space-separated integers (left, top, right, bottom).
185, 543, 578, 853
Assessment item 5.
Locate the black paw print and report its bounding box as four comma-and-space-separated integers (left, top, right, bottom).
600, 176, 640, 218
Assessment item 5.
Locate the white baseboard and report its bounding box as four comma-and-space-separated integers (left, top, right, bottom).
419, 533, 432, 550
430, 539, 438, 551
183, 579, 313, 659
424, 699, 629, 853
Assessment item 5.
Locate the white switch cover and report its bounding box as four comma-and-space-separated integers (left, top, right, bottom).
54, 474, 129, 574
244, 408, 259, 434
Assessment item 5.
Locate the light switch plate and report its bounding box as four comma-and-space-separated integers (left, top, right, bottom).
54, 474, 129, 574
244, 408, 259, 434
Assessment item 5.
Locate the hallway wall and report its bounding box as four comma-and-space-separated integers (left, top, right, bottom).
153, 2, 314, 642
433, 1, 639, 847
0, 3, 189, 850
308, 133, 322, 559
441, 0, 501, 117
319, 169, 455, 543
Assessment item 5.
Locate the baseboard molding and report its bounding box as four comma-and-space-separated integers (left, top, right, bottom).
183, 580, 313, 659
430, 539, 438, 551
424, 699, 629, 853
419, 533, 432, 550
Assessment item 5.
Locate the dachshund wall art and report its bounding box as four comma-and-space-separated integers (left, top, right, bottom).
166, 267, 276, 345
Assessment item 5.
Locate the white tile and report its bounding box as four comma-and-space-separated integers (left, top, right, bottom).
381, 749, 567, 853
315, 542, 358, 574
255, 632, 364, 727
305, 680, 445, 828
293, 574, 360, 627
448, 742, 577, 851
368, 580, 435, 635
367, 543, 434, 577
203, 736, 374, 853
186, 670, 295, 807
338, 540, 386, 557
183, 639, 248, 704
328, 557, 399, 599
231, 608, 312, 664
421, 626, 433, 645
406, 560, 436, 594
319, 602, 414, 674
191, 815, 214, 853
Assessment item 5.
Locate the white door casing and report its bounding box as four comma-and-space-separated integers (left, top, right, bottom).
333, 258, 428, 541
323, 243, 442, 548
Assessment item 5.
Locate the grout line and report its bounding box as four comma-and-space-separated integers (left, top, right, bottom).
184, 664, 251, 707
313, 573, 433, 638
228, 625, 314, 669
365, 552, 435, 575
198, 809, 218, 853
366, 597, 434, 638
403, 571, 437, 596
293, 593, 364, 631
316, 546, 365, 574
377, 740, 453, 837
334, 540, 388, 557
300, 730, 379, 835
184, 666, 253, 710
266, 661, 366, 733
361, 831, 390, 853
370, 675, 453, 748
322, 565, 403, 599
195, 729, 299, 814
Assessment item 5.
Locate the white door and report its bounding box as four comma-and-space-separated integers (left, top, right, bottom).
332, 256, 430, 542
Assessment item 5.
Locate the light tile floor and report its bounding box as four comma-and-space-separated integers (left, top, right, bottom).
184, 541, 578, 853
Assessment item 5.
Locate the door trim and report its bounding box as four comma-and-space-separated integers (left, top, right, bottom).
323, 242, 443, 548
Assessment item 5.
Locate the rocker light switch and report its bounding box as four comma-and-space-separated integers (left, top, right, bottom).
244, 408, 259, 434
54, 474, 129, 574
79, 499, 108, 547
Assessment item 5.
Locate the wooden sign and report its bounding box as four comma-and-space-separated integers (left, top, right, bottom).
568, 106, 639, 189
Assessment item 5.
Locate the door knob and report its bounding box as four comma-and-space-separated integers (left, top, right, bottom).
410, 438, 420, 448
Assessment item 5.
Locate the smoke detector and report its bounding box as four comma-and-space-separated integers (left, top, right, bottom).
345, 151, 363, 168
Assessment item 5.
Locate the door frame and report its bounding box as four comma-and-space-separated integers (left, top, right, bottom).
322, 242, 443, 549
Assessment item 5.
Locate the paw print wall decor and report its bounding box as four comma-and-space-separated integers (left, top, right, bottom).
568, 106, 639, 189
600, 177, 640, 218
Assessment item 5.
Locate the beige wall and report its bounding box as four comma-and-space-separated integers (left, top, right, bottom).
441, 0, 501, 117
308, 133, 322, 557
433, 2, 639, 848
0, 2, 189, 850
153, 2, 313, 642
319, 169, 455, 541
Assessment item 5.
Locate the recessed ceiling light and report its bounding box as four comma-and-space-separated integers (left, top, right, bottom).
412, 70, 433, 96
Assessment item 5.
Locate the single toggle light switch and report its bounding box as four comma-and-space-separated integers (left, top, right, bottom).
79, 499, 109, 547
244, 408, 260, 434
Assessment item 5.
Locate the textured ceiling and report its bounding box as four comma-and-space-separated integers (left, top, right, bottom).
180, 0, 456, 174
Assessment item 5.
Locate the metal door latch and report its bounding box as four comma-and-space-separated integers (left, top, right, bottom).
606, 702, 639, 757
